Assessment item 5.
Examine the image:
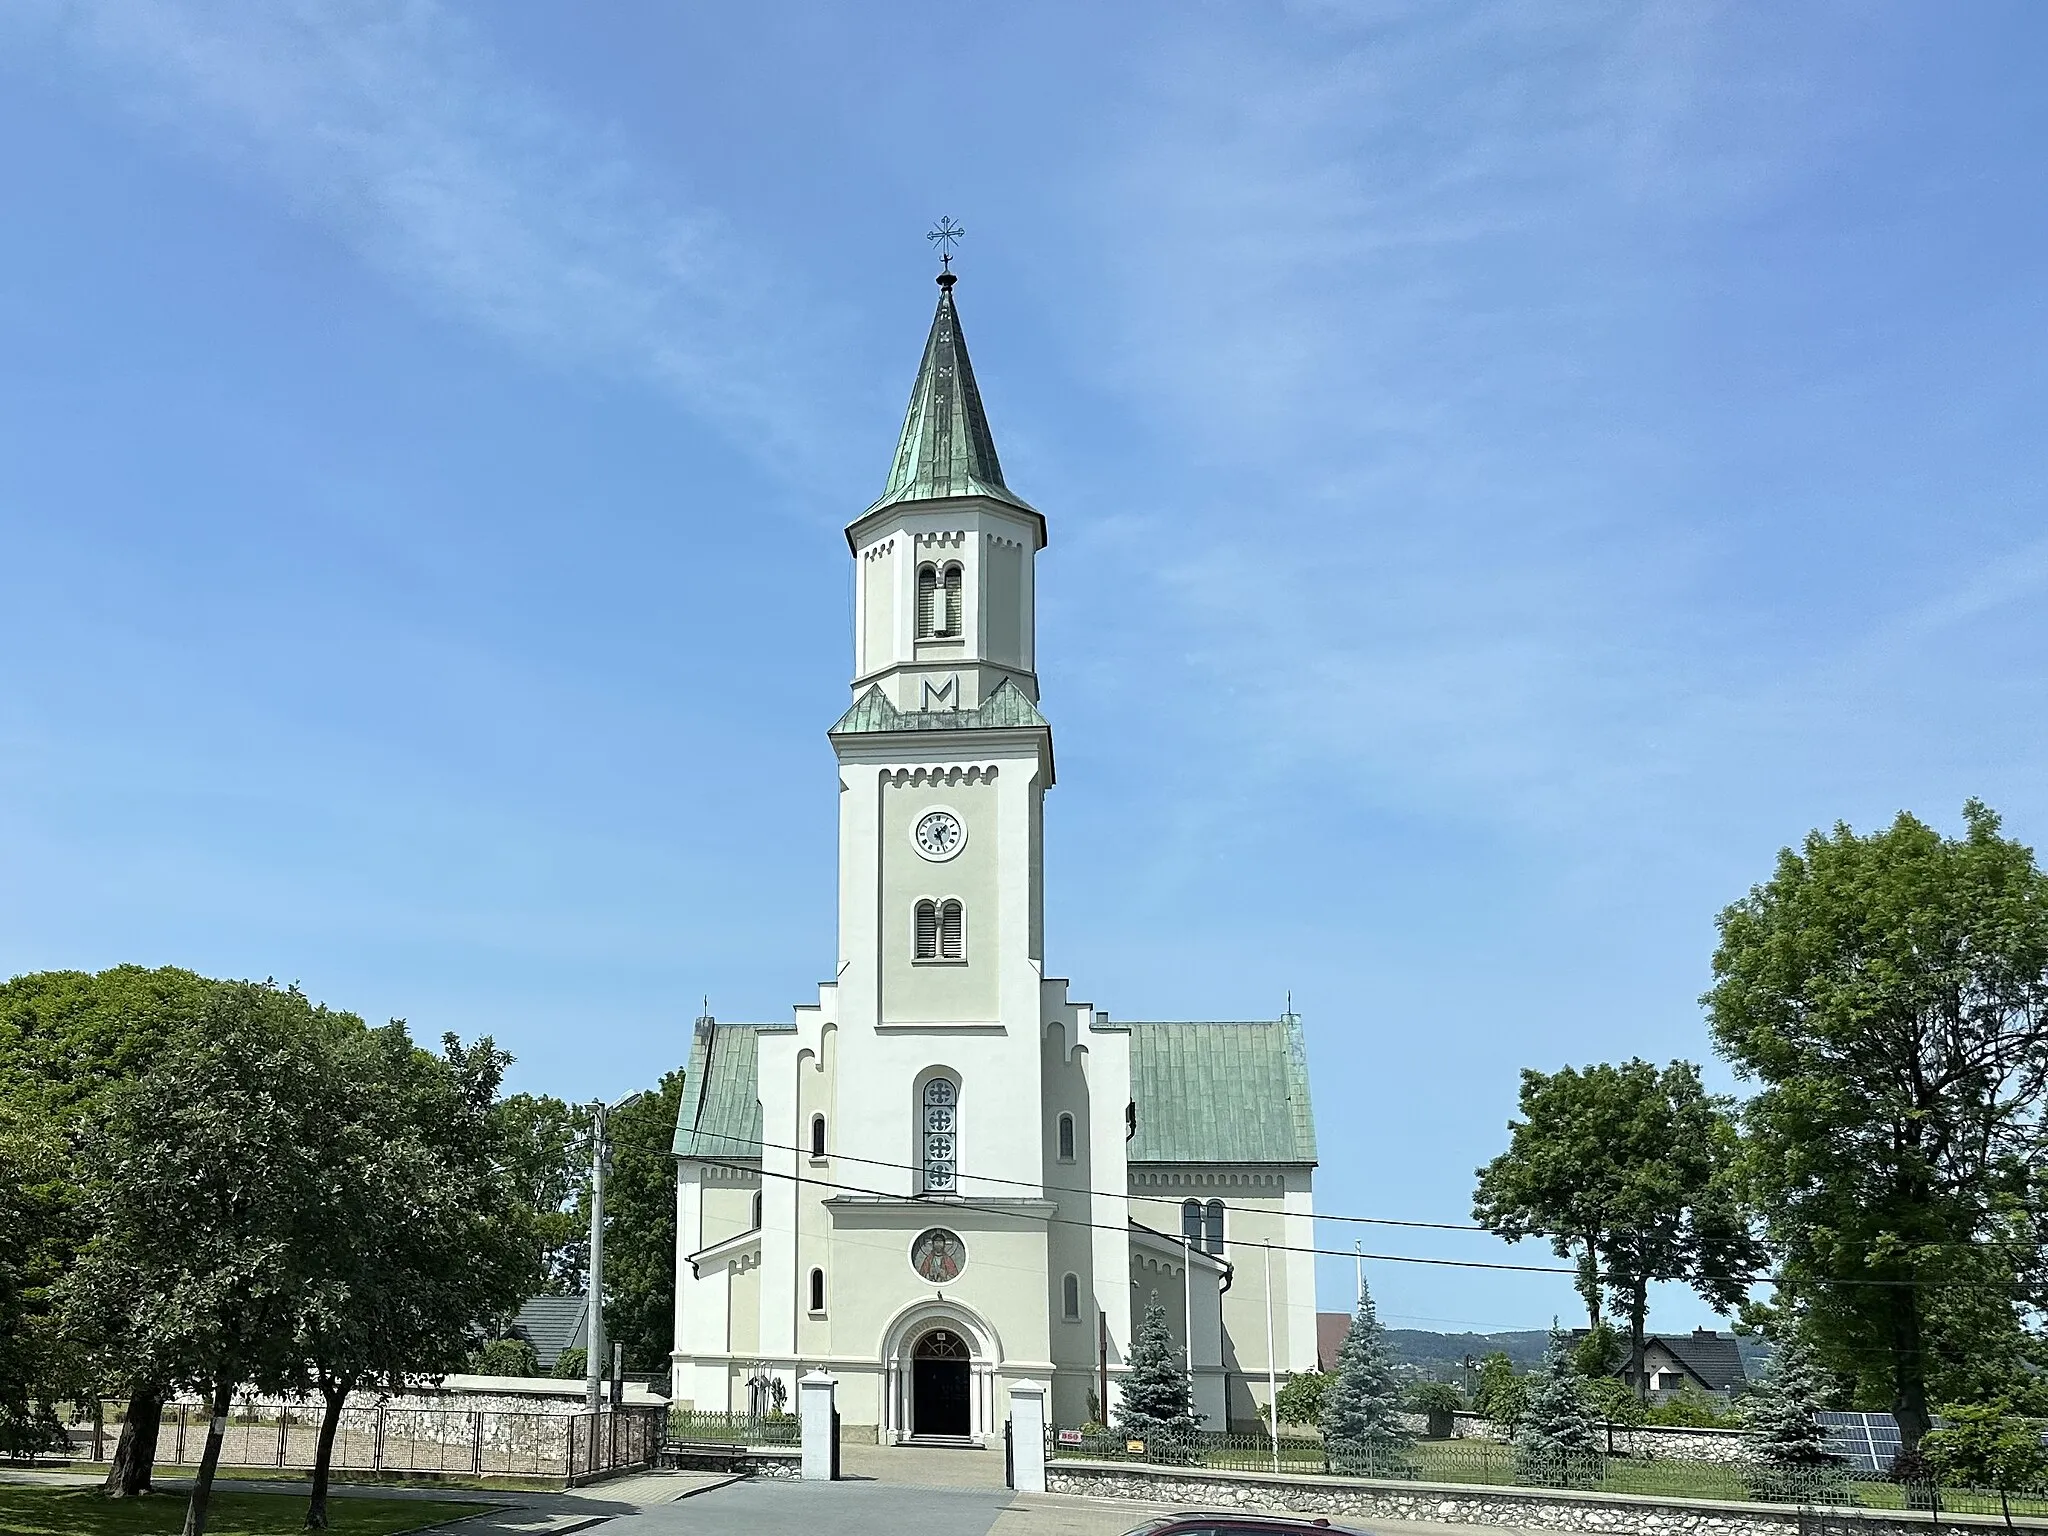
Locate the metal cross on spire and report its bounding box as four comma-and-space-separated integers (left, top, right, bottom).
927, 215, 966, 273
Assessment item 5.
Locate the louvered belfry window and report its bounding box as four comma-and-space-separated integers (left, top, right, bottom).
941, 563, 963, 636
916, 564, 938, 637
938, 899, 964, 960
922, 1077, 957, 1193
914, 900, 939, 959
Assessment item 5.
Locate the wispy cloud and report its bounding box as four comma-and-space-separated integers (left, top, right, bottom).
17, 0, 859, 484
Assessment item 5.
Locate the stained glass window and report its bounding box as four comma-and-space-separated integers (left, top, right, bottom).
922, 1077, 957, 1192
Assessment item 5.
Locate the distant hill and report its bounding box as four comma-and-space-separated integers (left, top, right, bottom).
1378, 1326, 1773, 1381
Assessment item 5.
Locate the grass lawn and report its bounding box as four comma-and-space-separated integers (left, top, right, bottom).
152, 1465, 555, 1494
0, 1485, 488, 1536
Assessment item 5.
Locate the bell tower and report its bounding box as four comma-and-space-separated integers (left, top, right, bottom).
826, 268, 1055, 1194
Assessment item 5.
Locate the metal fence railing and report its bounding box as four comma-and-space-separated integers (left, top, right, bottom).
1048, 1429, 2048, 1519
665, 1408, 800, 1445
51, 1398, 664, 1485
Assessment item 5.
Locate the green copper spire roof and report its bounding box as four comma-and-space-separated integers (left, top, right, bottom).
873, 275, 1035, 515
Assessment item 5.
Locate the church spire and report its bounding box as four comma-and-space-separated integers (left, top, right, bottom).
872, 272, 1034, 515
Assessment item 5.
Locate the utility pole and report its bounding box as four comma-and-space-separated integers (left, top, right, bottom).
586, 1091, 647, 1414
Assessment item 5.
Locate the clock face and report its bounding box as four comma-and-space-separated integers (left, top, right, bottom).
911, 1228, 967, 1283
913, 809, 965, 860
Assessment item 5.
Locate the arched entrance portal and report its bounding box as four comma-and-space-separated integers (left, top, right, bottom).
911, 1328, 972, 1437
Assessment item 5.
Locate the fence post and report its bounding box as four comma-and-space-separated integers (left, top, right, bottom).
1006, 1381, 1047, 1493
175, 1403, 187, 1464
472, 1411, 483, 1476
372, 1404, 385, 1472
92, 1398, 104, 1462
799, 1371, 838, 1481
277, 1411, 288, 1467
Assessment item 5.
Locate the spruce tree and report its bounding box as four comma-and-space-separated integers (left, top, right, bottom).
1740, 1334, 1846, 1502
1320, 1275, 1413, 1473
1514, 1324, 1603, 1486
1116, 1301, 1199, 1460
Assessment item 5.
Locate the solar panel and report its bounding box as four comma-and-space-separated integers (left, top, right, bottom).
1818, 1411, 1902, 1473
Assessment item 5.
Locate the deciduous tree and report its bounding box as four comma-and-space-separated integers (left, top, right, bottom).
1473, 1059, 1759, 1398
1706, 801, 2048, 1450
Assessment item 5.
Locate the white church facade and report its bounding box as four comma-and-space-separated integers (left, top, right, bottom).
669, 269, 1320, 1444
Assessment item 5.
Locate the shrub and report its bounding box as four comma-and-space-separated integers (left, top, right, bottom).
1275, 1372, 1333, 1428
550, 1347, 587, 1380
473, 1337, 541, 1377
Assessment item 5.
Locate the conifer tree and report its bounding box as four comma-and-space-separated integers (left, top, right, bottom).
1116, 1301, 1199, 1459
1514, 1324, 1602, 1486
1320, 1275, 1413, 1471
1741, 1334, 1846, 1501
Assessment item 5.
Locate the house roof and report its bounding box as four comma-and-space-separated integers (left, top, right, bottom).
1317, 1312, 1352, 1373
668, 1014, 1318, 1171
1657, 1329, 1748, 1392
510, 1294, 587, 1371
1123, 1016, 1318, 1166
670, 1019, 778, 1160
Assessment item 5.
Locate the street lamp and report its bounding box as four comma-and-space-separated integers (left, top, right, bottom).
587, 1090, 648, 1413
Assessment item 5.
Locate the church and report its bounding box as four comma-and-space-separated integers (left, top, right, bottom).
668, 264, 1321, 1446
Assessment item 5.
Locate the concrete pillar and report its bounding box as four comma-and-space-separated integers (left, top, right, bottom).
799, 1369, 837, 1481
1007, 1379, 1048, 1494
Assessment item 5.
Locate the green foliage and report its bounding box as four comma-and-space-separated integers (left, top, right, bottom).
1706, 801, 2048, 1447
1472, 1059, 1759, 1397
1572, 1323, 1623, 1379
1514, 1327, 1603, 1487
1406, 1380, 1466, 1413
1274, 1371, 1332, 1427
1740, 1333, 1847, 1502
1580, 1375, 1646, 1429
494, 1093, 590, 1296
1644, 1385, 1739, 1428
1924, 1399, 2048, 1522
1116, 1301, 1199, 1457
1475, 1351, 1530, 1437
0, 1098, 65, 1456
1321, 1278, 1414, 1468
473, 1337, 541, 1377
551, 1347, 588, 1380
598, 1069, 687, 1372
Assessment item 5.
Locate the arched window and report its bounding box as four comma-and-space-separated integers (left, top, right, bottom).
810, 1113, 827, 1158
751, 1190, 763, 1230
1057, 1112, 1075, 1162
1062, 1272, 1081, 1322
938, 899, 964, 960
916, 563, 939, 637
1181, 1199, 1203, 1246
809, 1267, 826, 1313
941, 563, 963, 636
914, 899, 939, 960
1203, 1199, 1225, 1255
921, 1077, 957, 1193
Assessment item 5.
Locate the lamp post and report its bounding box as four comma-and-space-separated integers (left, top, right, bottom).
587, 1090, 647, 1414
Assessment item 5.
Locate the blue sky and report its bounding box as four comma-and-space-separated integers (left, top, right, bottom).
4, 2, 2046, 1336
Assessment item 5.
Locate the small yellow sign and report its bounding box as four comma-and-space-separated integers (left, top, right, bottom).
1126, 1439, 1146, 1455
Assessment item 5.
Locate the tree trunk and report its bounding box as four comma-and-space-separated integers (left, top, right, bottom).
182, 1378, 233, 1536
1576, 1241, 1603, 1331
103, 1384, 166, 1497
305, 1377, 350, 1530
1889, 1287, 1932, 1453
1627, 1282, 1649, 1405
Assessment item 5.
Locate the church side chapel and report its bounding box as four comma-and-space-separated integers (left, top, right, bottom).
669, 250, 1320, 1446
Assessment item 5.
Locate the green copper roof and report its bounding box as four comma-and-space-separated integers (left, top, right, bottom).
672, 1020, 780, 1160
1126, 1017, 1318, 1165
829, 678, 1048, 736
872, 276, 1034, 515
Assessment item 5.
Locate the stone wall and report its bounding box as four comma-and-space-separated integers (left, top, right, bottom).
1044, 1460, 2038, 1536
1446, 1412, 1754, 1465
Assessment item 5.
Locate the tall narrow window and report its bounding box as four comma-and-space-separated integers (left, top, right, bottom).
922, 1077, 957, 1193
1203, 1199, 1225, 1256
1181, 1199, 1203, 1245
1062, 1272, 1081, 1322
914, 899, 939, 959
916, 563, 938, 637
810, 1113, 827, 1158
941, 563, 963, 636
938, 899, 964, 960
751, 1191, 763, 1229
809, 1268, 826, 1313
1057, 1112, 1076, 1162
